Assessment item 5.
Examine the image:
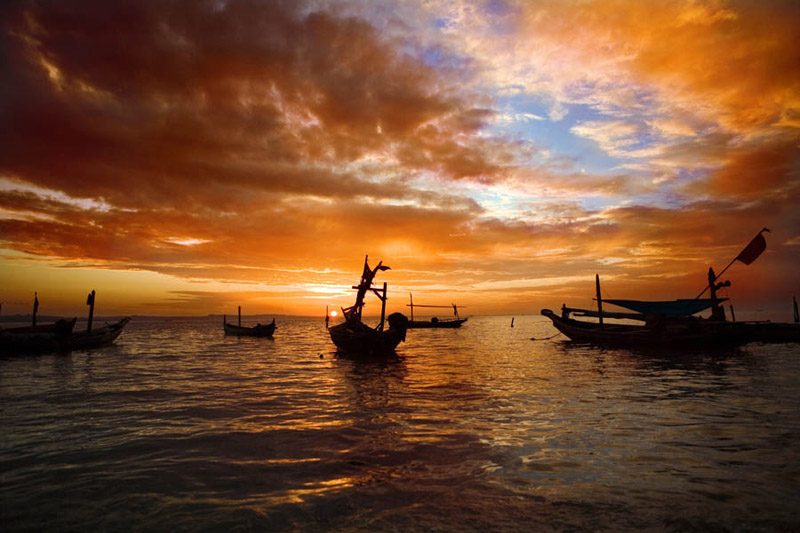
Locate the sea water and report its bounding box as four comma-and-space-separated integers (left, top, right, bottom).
1, 315, 799, 531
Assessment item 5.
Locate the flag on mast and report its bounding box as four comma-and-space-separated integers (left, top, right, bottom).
734, 227, 770, 265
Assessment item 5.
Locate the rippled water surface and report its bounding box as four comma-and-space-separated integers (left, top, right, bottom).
2, 315, 799, 531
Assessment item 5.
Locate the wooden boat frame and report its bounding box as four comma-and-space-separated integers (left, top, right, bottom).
328, 256, 409, 357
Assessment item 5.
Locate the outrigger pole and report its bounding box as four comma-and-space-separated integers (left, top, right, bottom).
406, 302, 467, 318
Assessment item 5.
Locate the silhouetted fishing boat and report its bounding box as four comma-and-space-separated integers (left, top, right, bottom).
0, 292, 76, 336
1, 318, 130, 354
406, 294, 468, 328
329, 256, 409, 357
2, 317, 77, 336
0, 290, 129, 354
223, 319, 276, 337
541, 305, 747, 349
541, 229, 798, 348
541, 272, 750, 349
223, 307, 276, 337
1, 317, 78, 353
63, 318, 130, 349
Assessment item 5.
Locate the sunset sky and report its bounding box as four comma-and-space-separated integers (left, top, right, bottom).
1, 0, 798, 319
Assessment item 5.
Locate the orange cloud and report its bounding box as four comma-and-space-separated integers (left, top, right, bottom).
0, 0, 798, 319
506, 0, 800, 131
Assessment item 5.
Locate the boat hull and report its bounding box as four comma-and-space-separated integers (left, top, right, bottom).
223, 319, 276, 337
2, 318, 77, 336
736, 322, 800, 344
407, 318, 467, 329
63, 318, 130, 350
1, 318, 130, 354
541, 309, 749, 349
329, 313, 408, 357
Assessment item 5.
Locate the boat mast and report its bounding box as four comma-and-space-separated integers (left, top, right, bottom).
706, 268, 729, 321
595, 274, 604, 326
378, 282, 387, 331
343, 255, 390, 323
696, 228, 769, 299
86, 290, 96, 333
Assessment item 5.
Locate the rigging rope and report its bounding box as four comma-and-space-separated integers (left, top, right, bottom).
530, 331, 563, 341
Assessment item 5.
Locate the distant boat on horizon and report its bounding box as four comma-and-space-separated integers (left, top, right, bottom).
223, 306, 276, 338
406, 293, 468, 329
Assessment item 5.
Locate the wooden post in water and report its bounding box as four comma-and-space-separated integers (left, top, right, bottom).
595, 274, 603, 326
409, 293, 414, 321
86, 290, 96, 333
325, 305, 329, 329
238, 306, 241, 327
32, 292, 39, 327
511, 317, 515, 328
794, 296, 799, 324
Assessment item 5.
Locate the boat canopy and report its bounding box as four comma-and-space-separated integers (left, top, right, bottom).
603, 298, 726, 317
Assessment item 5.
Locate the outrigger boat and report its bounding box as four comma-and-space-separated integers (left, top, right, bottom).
328, 256, 409, 357
541, 228, 798, 348
223, 306, 276, 337
406, 294, 468, 328
541, 286, 748, 349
